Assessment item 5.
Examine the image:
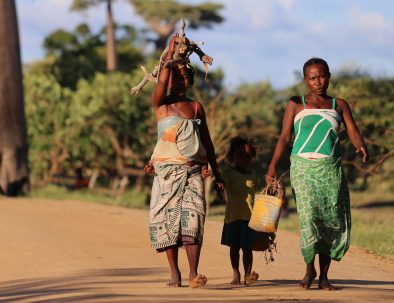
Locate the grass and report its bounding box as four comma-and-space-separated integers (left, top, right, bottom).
209, 206, 394, 259
29, 184, 149, 210
220, 205, 394, 259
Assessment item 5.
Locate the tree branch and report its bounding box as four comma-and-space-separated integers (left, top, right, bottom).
130, 18, 213, 95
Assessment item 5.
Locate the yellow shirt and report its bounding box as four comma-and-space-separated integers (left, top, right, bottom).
222, 167, 258, 223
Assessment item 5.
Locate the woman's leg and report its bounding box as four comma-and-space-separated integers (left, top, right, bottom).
318, 254, 336, 290
165, 246, 182, 287
299, 257, 317, 289
230, 246, 241, 284
186, 244, 207, 288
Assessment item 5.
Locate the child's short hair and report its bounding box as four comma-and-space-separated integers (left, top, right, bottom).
226, 136, 257, 163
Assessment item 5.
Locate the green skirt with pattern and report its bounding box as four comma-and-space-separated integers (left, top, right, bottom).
290, 155, 351, 263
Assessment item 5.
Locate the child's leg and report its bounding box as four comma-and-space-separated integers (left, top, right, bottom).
242, 248, 253, 277
299, 257, 317, 289
165, 246, 182, 287
318, 254, 336, 290
242, 248, 259, 285
230, 246, 241, 284
185, 244, 207, 288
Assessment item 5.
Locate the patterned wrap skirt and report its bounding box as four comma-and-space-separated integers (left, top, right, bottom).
149, 163, 206, 251
290, 155, 351, 263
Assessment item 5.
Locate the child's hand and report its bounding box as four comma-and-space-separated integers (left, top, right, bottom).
201, 166, 211, 179
144, 164, 155, 175
213, 176, 225, 199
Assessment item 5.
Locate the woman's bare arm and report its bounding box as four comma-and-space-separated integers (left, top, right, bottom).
152, 37, 176, 111
338, 99, 369, 162
197, 102, 224, 194
266, 100, 296, 184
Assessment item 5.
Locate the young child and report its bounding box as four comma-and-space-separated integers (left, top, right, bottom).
221, 136, 260, 285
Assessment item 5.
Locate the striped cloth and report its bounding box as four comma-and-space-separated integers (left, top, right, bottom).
292, 96, 341, 159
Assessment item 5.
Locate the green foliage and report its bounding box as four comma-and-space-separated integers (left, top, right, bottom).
40, 23, 144, 89
130, 0, 224, 25
129, 0, 224, 50
24, 73, 73, 183
67, 71, 154, 172
24, 70, 155, 184
70, 0, 108, 11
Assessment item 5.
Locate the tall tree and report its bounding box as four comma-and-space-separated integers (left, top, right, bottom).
39, 23, 143, 89
130, 0, 224, 51
0, 0, 29, 195
71, 0, 118, 71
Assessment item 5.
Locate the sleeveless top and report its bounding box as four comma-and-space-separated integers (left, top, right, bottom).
150, 101, 207, 164
291, 96, 341, 159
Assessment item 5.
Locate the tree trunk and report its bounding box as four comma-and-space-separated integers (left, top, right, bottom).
0, 0, 29, 196
106, 0, 117, 71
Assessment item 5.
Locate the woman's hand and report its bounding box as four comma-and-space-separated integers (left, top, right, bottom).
144, 164, 155, 175
265, 166, 277, 186
356, 146, 369, 163
166, 34, 179, 59
201, 166, 212, 179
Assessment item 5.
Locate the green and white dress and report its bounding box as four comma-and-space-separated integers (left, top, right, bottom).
290, 96, 350, 263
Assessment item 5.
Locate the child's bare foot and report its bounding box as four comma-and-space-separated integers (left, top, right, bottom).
244, 271, 259, 286
299, 269, 317, 289
318, 278, 337, 291
230, 270, 241, 285
189, 274, 207, 288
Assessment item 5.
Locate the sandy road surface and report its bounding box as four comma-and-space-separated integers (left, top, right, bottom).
0, 197, 393, 302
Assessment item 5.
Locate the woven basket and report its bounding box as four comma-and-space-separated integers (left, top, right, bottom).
248, 181, 284, 233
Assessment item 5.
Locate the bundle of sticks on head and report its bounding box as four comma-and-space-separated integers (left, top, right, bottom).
130, 18, 213, 95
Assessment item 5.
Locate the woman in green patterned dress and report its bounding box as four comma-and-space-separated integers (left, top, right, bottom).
266, 58, 368, 290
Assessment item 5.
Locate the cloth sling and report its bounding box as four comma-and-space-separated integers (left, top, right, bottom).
150, 102, 207, 165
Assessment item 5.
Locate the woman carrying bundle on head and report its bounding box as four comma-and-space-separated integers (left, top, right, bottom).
145, 34, 224, 288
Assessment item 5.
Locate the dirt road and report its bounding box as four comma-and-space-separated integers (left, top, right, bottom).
0, 197, 393, 302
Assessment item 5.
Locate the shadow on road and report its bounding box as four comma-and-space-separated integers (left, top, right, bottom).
0, 268, 393, 302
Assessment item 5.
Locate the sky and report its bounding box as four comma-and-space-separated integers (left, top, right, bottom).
16, 0, 394, 89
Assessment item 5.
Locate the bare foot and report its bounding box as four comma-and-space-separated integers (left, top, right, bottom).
244, 271, 259, 286
230, 270, 241, 285
299, 269, 317, 289
318, 278, 337, 291
166, 280, 181, 287
166, 270, 181, 287
189, 274, 207, 288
